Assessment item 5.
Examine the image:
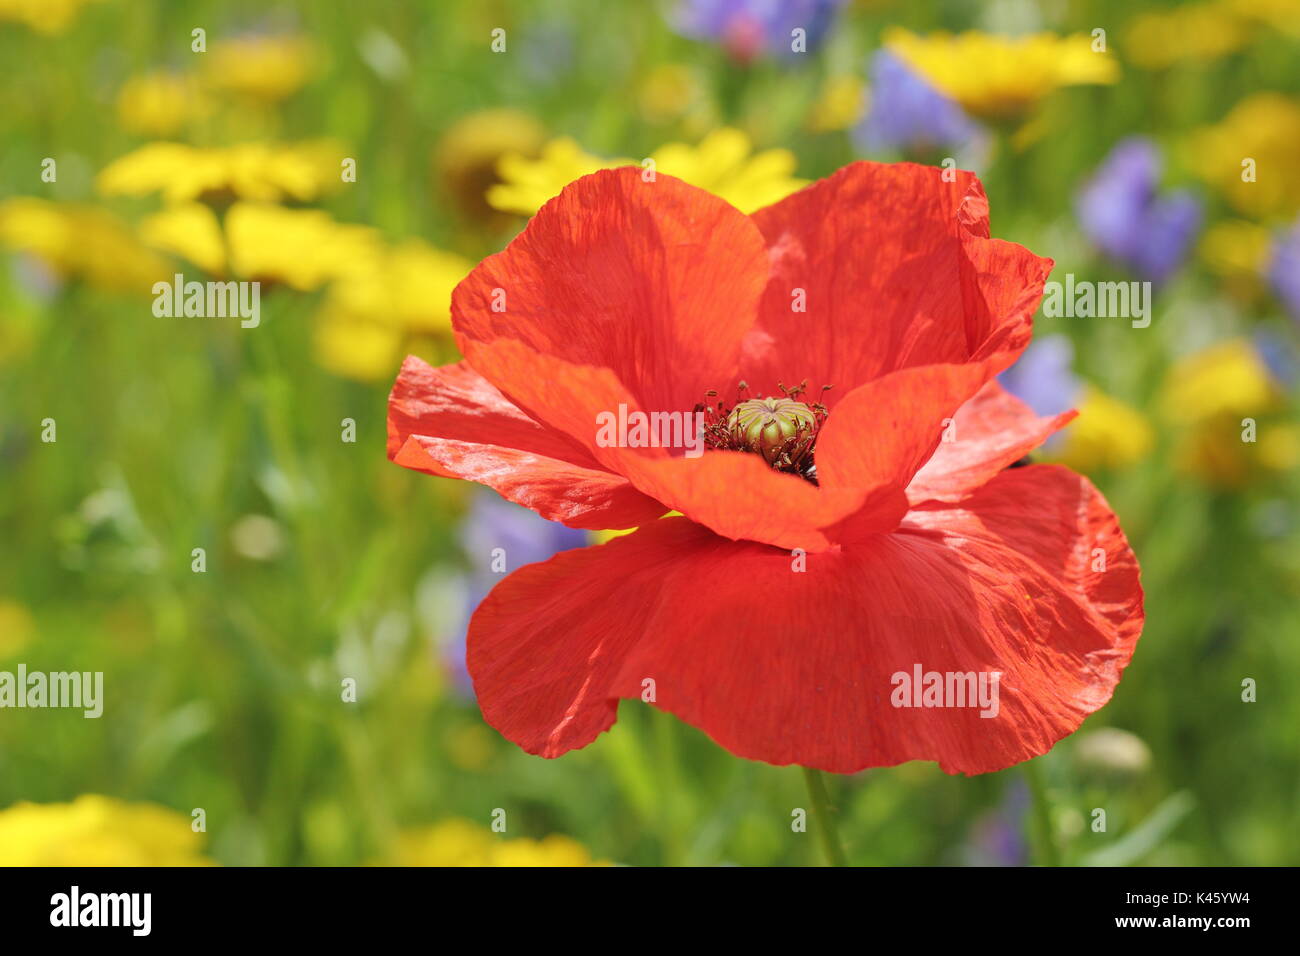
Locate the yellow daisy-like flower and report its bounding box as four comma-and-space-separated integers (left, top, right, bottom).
1187, 93, 1300, 219
225, 203, 381, 290
1124, 3, 1253, 69
1053, 386, 1154, 472
97, 141, 346, 205
380, 819, 606, 867
201, 34, 317, 102
0, 795, 213, 866
139, 202, 382, 291
313, 238, 472, 381
0, 198, 168, 295
434, 109, 547, 223
138, 202, 226, 275
488, 127, 805, 216
0, 0, 105, 34
883, 29, 1119, 122
115, 71, 210, 138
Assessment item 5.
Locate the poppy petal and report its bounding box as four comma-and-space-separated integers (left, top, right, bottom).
744, 162, 1051, 406
468, 465, 1142, 774
452, 167, 770, 421
906, 380, 1076, 505
388, 356, 666, 528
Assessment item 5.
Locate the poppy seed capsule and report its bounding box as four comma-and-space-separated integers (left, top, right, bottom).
726, 397, 817, 465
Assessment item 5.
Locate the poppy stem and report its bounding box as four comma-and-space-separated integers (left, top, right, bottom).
801, 767, 848, 866
1023, 758, 1061, 867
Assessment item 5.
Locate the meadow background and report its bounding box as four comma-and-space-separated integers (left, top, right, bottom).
0, 0, 1297, 866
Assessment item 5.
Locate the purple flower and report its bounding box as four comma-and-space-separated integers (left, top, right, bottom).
1077, 137, 1202, 285
445, 491, 589, 694
963, 779, 1030, 867
674, 0, 846, 61
1267, 219, 1300, 324
999, 334, 1082, 418
854, 50, 978, 155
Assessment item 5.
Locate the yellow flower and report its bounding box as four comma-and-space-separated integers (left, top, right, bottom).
0, 795, 213, 866
434, 109, 547, 223
201, 34, 317, 101
225, 203, 381, 290
0, 0, 104, 34
489, 128, 805, 216
1054, 386, 1154, 471
313, 314, 405, 383
97, 141, 346, 205
1161, 339, 1280, 423
1224, 0, 1300, 37
313, 238, 472, 381
806, 75, 866, 133
1199, 219, 1272, 278
0, 198, 168, 295
489, 138, 631, 215
139, 202, 382, 291
330, 239, 471, 334
138, 203, 225, 274
1124, 3, 1253, 69
380, 819, 605, 867
883, 29, 1119, 121
1187, 93, 1300, 219
115, 71, 210, 137
638, 64, 706, 125
1160, 339, 1292, 488
0, 599, 35, 658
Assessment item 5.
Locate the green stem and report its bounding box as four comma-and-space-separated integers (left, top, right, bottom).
801, 767, 848, 867
1023, 758, 1061, 867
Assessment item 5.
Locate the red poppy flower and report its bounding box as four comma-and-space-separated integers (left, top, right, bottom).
388, 162, 1143, 775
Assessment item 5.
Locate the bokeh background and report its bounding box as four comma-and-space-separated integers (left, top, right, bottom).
1, 0, 1297, 866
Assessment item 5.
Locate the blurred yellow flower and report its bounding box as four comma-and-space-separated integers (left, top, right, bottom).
201, 34, 317, 102
806, 75, 866, 133
1199, 219, 1272, 278
0, 599, 35, 658
226, 203, 381, 290
1187, 94, 1300, 219
115, 71, 210, 137
0, 0, 104, 34
1054, 386, 1154, 471
489, 127, 805, 216
1225, 0, 1300, 37
0, 795, 212, 866
138, 202, 225, 274
313, 238, 472, 381
0, 198, 168, 295
380, 819, 606, 867
638, 64, 706, 124
1161, 339, 1293, 488
435, 109, 547, 223
489, 137, 630, 215
329, 238, 471, 334
139, 201, 383, 291
1124, 3, 1252, 69
1161, 339, 1281, 423
883, 29, 1118, 121
97, 140, 346, 205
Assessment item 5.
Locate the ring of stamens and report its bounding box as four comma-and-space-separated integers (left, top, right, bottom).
694, 379, 832, 484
